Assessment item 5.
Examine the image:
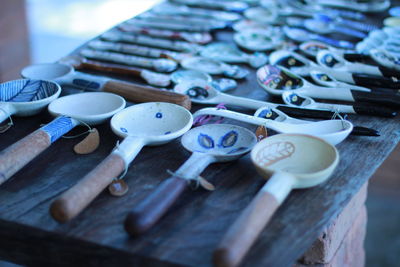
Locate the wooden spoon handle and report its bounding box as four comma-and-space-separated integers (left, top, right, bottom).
79, 60, 142, 76
50, 153, 125, 222
124, 176, 189, 236
102, 80, 191, 110
0, 130, 51, 185
213, 191, 280, 267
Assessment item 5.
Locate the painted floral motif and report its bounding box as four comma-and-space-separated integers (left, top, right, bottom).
198, 133, 214, 149
255, 141, 295, 167
218, 130, 238, 148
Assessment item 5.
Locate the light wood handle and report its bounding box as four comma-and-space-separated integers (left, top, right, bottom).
124, 176, 189, 236
0, 130, 51, 185
213, 191, 280, 267
102, 81, 191, 110
50, 153, 125, 222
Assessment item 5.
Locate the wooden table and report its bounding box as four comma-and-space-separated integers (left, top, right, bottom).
0, 3, 399, 267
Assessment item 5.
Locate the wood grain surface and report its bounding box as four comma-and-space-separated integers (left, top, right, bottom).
0, 7, 399, 267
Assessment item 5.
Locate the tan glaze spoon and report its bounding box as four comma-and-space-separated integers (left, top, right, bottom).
21, 63, 191, 110
214, 134, 339, 267
60, 55, 172, 87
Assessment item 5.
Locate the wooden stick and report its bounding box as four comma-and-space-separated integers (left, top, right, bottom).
50, 153, 125, 222
213, 191, 280, 267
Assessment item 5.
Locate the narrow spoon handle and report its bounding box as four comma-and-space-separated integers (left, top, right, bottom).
213, 190, 280, 267
50, 153, 125, 222
124, 176, 189, 236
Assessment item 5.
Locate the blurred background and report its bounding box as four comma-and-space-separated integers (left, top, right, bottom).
0, 0, 399, 266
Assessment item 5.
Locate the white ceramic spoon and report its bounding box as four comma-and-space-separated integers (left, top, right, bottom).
234, 30, 284, 52
124, 123, 257, 235
170, 70, 237, 92
310, 0, 390, 12
174, 80, 337, 119
281, 91, 397, 118
0, 92, 126, 185
0, 79, 61, 124
50, 102, 193, 222
171, 0, 248, 12
193, 107, 353, 145
214, 133, 339, 267
21, 63, 191, 109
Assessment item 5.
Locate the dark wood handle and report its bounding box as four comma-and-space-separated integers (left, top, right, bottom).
50, 153, 125, 222
124, 176, 189, 236
0, 130, 51, 185
80, 60, 142, 76
102, 81, 191, 110
213, 191, 279, 267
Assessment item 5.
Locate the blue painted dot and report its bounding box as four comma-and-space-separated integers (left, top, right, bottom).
120, 127, 128, 133
164, 131, 171, 135
156, 112, 163, 118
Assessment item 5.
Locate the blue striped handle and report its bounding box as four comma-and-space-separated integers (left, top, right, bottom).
41, 116, 77, 143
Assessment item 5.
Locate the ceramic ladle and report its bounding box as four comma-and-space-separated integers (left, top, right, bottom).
21, 62, 191, 109
200, 43, 268, 68
193, 107, 353, 145
124, 123, 257, 235
50, 102, 193, 222
282, 91, 397, 117
257, 65, 400, 108
174, 80, 339, 120
214, 133, 339, 267
0, 92, 126, 185
0, 79, 61, 124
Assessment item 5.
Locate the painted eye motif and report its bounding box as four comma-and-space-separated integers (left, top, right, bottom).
258, 108, 273, 118
219, 130, 238, 148
290, 94, 298, 102
155, 112, 163, 119
120, 127, 128, 133
288, 58, 296, 65
322, 54, 339, 67
187, 86, 209, 99
198, 134, 214, 149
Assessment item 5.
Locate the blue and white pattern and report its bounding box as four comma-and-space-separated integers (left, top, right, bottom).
155, 112, 163, 118
0, 79, 59, 102
218, 130, 238, 148
198, 133, 214, 149
41, 116, 76, 143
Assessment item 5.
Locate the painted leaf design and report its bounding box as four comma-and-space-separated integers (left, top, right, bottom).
219, 130, 238, 148
0, 79, 58, 102
255, 141, 295, 167
198, 133, 214, 149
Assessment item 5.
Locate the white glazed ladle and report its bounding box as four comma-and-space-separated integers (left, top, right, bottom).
282, 91, 397, 118
0, 92, 126, 185
0, 79, 61, 124
50, 102, 193, 222
124, 123, 257, 235
193, 107, 353, 145
214, 133, 339, 267
257, 65, 400, 108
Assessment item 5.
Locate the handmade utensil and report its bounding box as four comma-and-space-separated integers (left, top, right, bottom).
124, 124, 257, 235
311, 0, 390, 12
283, 27, 355, 49
193, 107, 353, 145
118, 24, 212, 44
244, 7, 279, 24
180, 57, 249, 79
300, 17, 367, 38
171, 0, 249, 12
234, 30, 284, 52
214, 133, 339, 267
151, 3, 242, 22
268, 50, 400, 90
369, 49, 400, 72
174, 80, 340, 120
125, 19, 218, 33
282, 91, 396, 117
21, 63, 191, 109
200, 43, 268, 68
311, 13, 378, 33
0, 92, 125, 185
0, 79, 61, 124
59, 55, 171, 87
170, 70, 237, 92
50, 102, 193, 222
299, 41, 365, 60
257, 65, 400, 108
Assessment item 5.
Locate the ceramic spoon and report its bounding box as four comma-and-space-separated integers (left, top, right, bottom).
214, 133, 339, 267
171, 0, 249, 12
151, 3, 242, 22
0, 92, 126, 185
299, 41, 367, 61
283, 26, 355, 49
282, 91, 397, 118
101, 31, 200, 53
59, 55, 172, 87
312, 13, 378, 33
118, 24, 212, 44
369, 49, 400, 72
0, 79, 61, 124
193, 107, 353, 145
310, 0, 390, 12
125, 18, 218, 33
302, 17, 367, 39
124, 124, 257, 235
174, 80, 340, 120
50, 102, 193, 222
234, 30, 284, 52
81, 48, 177, 73
200, 43, 268, 68
257, 65, 400, 108
180, 57, 249, 79
269, 50, 400, 90
20, 63, 191, 109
